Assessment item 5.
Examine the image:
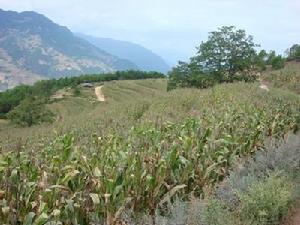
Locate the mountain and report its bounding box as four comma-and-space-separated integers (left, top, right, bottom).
77, 33, 170, 73
0, 9, 137, 91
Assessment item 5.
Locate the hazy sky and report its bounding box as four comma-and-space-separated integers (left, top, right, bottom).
0, 0, 299, 65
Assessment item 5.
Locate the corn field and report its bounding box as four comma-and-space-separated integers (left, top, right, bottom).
0, 81, 299, 224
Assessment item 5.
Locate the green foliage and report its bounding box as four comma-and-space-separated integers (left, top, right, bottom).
265, 67, 300, 94
213, 133, 300, 225
167, 61, 219, 90
0, 85, 32, 118
202, 199, 234, 225
239, 174, 293, 225
271, 55, 286, 70
266, 50, 276, 65
194, 26, 257, 76
7, 96, 54, 127
72, 86, 81, 96
167, 26, 258, 90
253, 50, 286, 71
255, 50, 268, 71
286, 44, 300, 59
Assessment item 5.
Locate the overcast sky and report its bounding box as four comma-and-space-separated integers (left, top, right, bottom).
0, 0, 299, 65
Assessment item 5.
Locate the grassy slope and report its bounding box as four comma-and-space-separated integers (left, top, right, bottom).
1, 60, 299, 146
0, 79, 167, 150
263, 61, 300, 94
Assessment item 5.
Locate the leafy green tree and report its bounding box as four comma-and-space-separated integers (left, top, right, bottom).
167, 61, 191, 90
193, 26, 257, 77
168, 26, 258, 90
167, 60, 217, 90
271, 55, 285, 70
266, 50, 276, 65
7, 96, 54, 127
255, 50, 268, 70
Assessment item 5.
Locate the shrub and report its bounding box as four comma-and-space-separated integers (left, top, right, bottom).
213, 134, 300, 224
72, 86, 81, 96
202, 199, 234, 225
286, 44, 300, 60
7, 96, 54, 127
271, 55, 285, 70
238, 173, 293, 225
127, 101, 150, 120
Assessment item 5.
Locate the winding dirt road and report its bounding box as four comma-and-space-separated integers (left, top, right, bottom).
95, 86, 105, 102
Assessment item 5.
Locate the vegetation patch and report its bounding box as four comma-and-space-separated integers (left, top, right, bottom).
7, 96, 54, 127
0, 80, 299, 224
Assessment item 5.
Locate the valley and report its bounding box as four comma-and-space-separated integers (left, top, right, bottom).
0, 5, 299, 225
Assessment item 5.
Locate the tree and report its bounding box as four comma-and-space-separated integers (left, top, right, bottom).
271, 55, 285, 70
167, 60, 217, 90
255, 50, 268, 70
266, 50, 276, 64
286, 44, 300, 59
7, 96, 54, 127
167, 61, 191, 90
193, 26, 257, 78
167, 26, 258, 90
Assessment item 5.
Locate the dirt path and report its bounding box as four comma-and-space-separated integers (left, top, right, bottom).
283, 203, 300, 225
259, 83, 270, 91
259, 78, 270, 91
95, 86, 105, 102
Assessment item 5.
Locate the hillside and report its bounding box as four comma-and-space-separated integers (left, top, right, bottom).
77, 33, 170, 73
262, 60, 300, 94
1, 77, 298, 149
0, 9, 137, 91
0, 75, 299, 223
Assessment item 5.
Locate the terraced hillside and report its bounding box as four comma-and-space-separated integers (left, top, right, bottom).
0, 79, 167, 149
0, 77, 299, 224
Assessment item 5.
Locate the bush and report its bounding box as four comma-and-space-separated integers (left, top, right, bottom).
202, 199, 234, 225
286, 44, 300, 60
7, 96, 54, 127
72, 86, 81, 96
238, 173, 293, 225
271, 56, 285, 70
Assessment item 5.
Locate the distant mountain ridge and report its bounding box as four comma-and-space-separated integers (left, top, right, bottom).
0, 9, 137, 91
77, 33, 170, 73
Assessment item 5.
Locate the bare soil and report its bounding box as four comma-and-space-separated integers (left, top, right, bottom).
282, 202, 300, 225
95, 86, 105, 102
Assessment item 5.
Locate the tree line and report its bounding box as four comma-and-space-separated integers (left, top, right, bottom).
168, 26, 300, 90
